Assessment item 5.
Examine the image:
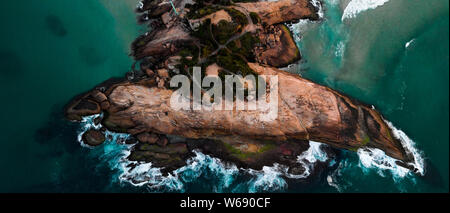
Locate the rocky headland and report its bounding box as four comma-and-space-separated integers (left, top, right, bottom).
65, 0, 417, 175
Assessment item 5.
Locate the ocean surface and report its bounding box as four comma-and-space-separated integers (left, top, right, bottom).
0, 0, 448, 192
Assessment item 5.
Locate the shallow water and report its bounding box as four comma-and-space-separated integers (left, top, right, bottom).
0, 0, 448, 192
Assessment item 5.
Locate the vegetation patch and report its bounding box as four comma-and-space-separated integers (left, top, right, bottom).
216, 49, 255, 77
212, 20, 239, 44
224, 8, 248, 27
362, 135, 371, 146
227, 32, 260, 61
250, 12, 260, 24
186, 4, 221, 19
223, 142, 276, 160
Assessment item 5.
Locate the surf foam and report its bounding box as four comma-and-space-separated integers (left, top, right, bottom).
247, 164, 288, 193
342, 0, 390, 21
77, 115, 335, 192
311, 0, 324, 19
385, 120, 425, 175
405, 38, 415, 49
356, 120, 425, 179
77, 113, 102, 148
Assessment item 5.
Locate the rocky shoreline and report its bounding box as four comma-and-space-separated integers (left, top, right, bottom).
65, 0, 417, 175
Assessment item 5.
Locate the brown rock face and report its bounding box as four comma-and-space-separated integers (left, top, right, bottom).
157, 136, 169, 147
237, 0, 319, 25
82, 129, 106, 146
128, 143, 190, 173
136, 132, 159, 144
65, 92, 102, 121
133, 24, 193, 60
255, 24, 300, 67
93, 63, 411, 163
65, 0, 415, 173
247, 63, 411, 162
138, 0, 172, 18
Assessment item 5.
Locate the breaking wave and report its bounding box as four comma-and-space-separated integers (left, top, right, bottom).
77, 114, 102, 147
324, 118, 425, 192
176, 150, 239, 192
356, 120, 425, 179
311, 0, 324, 19
405, 38, 415, 49
296, 141, 328, 176
342, 0, 390, 21
246, 164, 289, 192
287, 19, 315, 42
385, 120, 425, 175
357, 148, 410, 178
76, 115, 424, 192
76, 116, 332, 192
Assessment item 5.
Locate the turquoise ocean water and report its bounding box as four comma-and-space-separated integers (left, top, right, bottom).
0, 0, 448, 192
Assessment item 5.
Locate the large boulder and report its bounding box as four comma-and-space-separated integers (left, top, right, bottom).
82, 129, 106, 146
65, 98, 101, 121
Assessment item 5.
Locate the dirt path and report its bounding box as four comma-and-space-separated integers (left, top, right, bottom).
204, 4, 259, 59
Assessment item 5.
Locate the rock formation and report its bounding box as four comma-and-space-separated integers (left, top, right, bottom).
82, 129, 106, 146
65, 0, 415, 175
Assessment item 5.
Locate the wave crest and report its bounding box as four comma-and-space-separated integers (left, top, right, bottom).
356, 120, 425, 179
77, 116, 334, 192
342, 0, 390, 21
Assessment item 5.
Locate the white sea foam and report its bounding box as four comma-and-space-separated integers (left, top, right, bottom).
385, 120, 425, 175
290, 141, 329, 178
176, 150, 239, 192
327, 175, 341, 192
311, 0, 324, 18
117, 142, 331, 191
137, 1, 144, 10
356, 120, 425, 179
335, 41, 346, 57
286, 0, 323, 41
116, 149, 239, 192
244, 141, 332, 192
287, 19, 314, 42
77, 113, 131, 148
118, 157, 184, 190
76, 115, 335, 192
247, 164, 288, 193
77, 113, 423, 192
77, 113, 102, 148
405, 38, 415, 49
357, 148, 410, 178
299, 141, 329, 163
342, 0, 390, 21
76, 114, 183, 191
118, 140, 331, 191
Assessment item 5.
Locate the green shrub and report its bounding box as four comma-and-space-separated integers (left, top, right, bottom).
249, 12, 260, 24
227, 32, 259, 61
224, 8, 248, 26
216, 49, 255, 76
212, 20, 238, 44
186, 5, 220, 19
